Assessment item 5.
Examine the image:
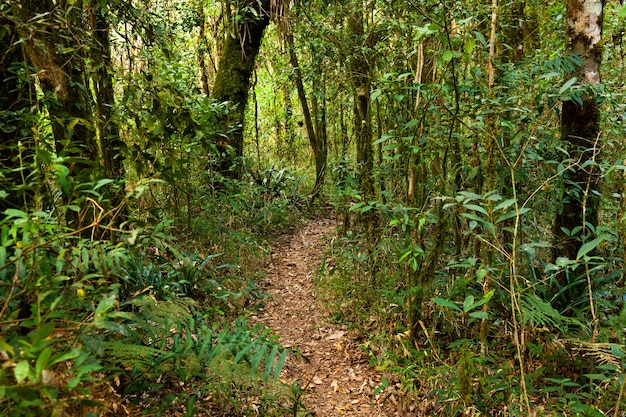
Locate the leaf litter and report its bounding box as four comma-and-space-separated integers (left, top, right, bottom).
251, 218, 404, 416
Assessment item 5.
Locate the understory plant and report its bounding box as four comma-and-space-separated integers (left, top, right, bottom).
0, 172, 301, 416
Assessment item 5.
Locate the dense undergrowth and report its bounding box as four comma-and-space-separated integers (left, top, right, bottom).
0, 169, 309, 416
319, 187, 626, 416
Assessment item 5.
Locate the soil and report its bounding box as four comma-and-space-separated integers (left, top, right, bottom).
251, 218, 402, 417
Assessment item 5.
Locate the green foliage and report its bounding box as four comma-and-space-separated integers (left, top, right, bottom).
98, 298, 288, 392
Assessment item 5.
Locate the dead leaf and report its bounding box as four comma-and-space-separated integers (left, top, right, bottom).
328, 331, 345, 340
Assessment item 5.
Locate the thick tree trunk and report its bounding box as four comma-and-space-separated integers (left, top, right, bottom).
19, 0, 97, 163
211, 0, 270, 179
552, 0, 603, 310
197, 1, 211, 96
553, 0, 603, 262
16, 0, 97, 228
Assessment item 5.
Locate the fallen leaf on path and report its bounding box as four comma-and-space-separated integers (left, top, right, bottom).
328, 330, 345, 340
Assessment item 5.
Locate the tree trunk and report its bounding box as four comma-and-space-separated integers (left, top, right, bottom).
19, 0, 97, 160
197, 1, 211, 96
348, 10, 375, 232
553, 0, 603, 262
552, 0, 603, 309
211, 0, 271, 179
90, 0, 126, 223
284, 29, 327, 201
16, 0, 98, 228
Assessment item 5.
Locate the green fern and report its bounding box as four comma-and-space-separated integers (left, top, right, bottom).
520, 293, 585, 332
102, 297, 288, 387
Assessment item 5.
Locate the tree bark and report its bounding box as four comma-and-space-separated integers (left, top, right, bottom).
16, 0, 97, 229
347, 10, 375, 231
197, 1, 211, 96
18, 0, 97, 163
90, 0, 126, 227
553, 0, 603, 262
552, 0, 603, 311
211, 0, 271, 179
284, 29, 327, 201
90, 2, 124, 175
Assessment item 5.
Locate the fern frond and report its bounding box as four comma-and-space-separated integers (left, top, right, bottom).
520, 293, 585, 332
566, 340, 624, 368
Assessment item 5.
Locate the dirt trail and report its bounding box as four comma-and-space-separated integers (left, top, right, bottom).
252, 218, 399, 417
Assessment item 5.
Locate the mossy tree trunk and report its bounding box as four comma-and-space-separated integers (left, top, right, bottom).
16, 0, 97, 227
211, 0, 271, 179
91, 0, 124, 179
18, 0, 97, 162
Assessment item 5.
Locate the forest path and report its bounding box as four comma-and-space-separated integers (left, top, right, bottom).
251, 218, 399, 417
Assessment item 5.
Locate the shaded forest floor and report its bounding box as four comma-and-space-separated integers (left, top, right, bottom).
251, 217, 403, 416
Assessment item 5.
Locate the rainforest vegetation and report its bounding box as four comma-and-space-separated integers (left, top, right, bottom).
1, 0, 626, 415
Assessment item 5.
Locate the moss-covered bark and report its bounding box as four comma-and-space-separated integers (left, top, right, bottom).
16, 0, 97, 229
18, 0, 97, 164
211, 0, 271, 179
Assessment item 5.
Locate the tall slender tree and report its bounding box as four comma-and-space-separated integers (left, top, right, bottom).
284, 27, 327, 200
90, 0, 124, 181
347, 8, 376, 232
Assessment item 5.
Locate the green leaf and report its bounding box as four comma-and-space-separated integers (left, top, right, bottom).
250, 345, 267, 379
265, 345, 279, 381
373, 376, 388, 395
94, 178, 114, 190
234, 341, 254, 364
3, 209, 28, 219
559, 77, 577, 95
464, 37, 475, 54
611, 345, 626, 358
469, 311, 489, 319
463, 204, 488, 216
494, 198, 516, 212
576, 237, 603, 260
432, 297, 461, 312
14, 361, 30, 383
442, 50, 454, 62
0, 336, 14, 356
619, 3, 626, 18
463, 295, 475, 312
35, 346, 53, 379
274, 349, 288, 384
